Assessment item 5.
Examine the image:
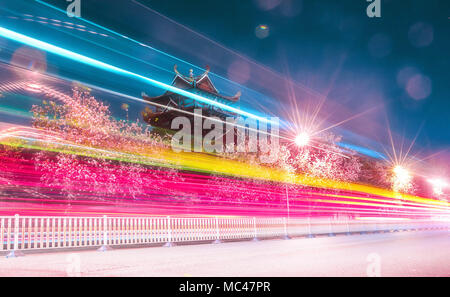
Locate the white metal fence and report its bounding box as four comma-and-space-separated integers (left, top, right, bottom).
1, 215, 448, 255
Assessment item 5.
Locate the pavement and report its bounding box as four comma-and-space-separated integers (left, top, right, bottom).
0, 230, 449, 277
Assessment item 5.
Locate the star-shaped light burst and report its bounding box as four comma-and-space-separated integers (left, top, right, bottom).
295, 132, 310, 147
428, 178, 447, 196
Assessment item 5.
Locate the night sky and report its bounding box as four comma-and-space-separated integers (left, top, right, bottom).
8, 0, 450, 154
140, 0, 450, 151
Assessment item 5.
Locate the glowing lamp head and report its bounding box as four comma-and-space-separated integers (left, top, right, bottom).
393, 165, 407, 175
295, 132, 310, 147
428, 178, 447, 196
393, 165, 410, 181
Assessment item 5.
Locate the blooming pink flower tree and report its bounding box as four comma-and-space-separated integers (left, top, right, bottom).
31, 88, 182, 203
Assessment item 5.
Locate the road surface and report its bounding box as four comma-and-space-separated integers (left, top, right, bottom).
0, 230, 449, 276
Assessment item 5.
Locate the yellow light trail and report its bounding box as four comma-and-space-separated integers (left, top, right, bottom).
1, 129, 449, 213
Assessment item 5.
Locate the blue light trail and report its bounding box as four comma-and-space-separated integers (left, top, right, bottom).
0, 26, 275, 124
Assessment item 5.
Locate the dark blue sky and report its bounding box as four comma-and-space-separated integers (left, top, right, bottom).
140, 0, 450, 151
34, 0, 450, 153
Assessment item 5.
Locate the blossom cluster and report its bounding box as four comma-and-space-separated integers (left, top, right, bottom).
27, 86, 418, 203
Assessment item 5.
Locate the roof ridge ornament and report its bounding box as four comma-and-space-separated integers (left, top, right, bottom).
173, 64, 181, 76
167, 64, 239, 102
202, 65, 210, 77
174, 64, 211, 80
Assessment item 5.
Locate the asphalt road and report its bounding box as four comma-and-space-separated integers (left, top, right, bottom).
0, 230, 449, 276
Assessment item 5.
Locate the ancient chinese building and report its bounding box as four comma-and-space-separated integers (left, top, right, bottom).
142, 65, 241, 130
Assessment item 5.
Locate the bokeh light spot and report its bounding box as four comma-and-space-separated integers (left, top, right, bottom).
396, 66, 419, 89
227, 60, 251, 84
408, 22, 434, 48
255, 24, 270, 39
10, 46, 47, 73
254, 0, 282, 11
406, 74, 432, 100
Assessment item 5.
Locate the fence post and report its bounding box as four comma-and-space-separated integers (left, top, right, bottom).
6, 214, 24, 258
164, 216, 174, 247
307, 217, 314, 238
328, 217, 335, 237
283, 217, 290, 240
345, 215, 351, 236
252, 217, 259, 241
98, 215, 112, 251
212, 217, 222, 244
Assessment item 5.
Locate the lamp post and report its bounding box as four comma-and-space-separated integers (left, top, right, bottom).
283, 132, 311, 240
284, 183, 291, 240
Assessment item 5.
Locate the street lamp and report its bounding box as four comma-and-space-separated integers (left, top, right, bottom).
295, 132, 310, 147
285, 132, 311, 234
393, 165, 410, 183
428, 178, 447, 196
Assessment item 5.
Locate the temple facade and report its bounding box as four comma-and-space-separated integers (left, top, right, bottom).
142, 65, 241, 131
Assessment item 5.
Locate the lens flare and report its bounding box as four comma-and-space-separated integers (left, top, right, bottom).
295, 132, 310, 147
428, 178, 447, 196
